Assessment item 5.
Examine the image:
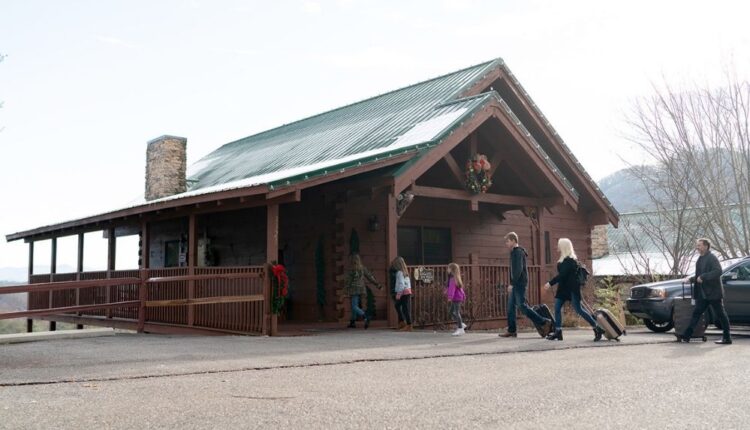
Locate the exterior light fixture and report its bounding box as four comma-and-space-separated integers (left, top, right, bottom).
368, 215, 380, 232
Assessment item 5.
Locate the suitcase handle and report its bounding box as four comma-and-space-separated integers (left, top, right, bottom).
681, 281, 694, 300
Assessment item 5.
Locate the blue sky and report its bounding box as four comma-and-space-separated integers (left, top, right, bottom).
1, 0, 749, 277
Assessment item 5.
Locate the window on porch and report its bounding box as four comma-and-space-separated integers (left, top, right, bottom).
397, 226, 452, 265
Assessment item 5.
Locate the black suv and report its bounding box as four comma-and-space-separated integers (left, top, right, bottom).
626, 256, 750, 332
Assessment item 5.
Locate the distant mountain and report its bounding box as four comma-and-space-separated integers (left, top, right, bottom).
597, 167, 655, 213
0, 267, 28, 283
0, 281, 26, 312
598, 148, 745, 214
0, 265, 76, 282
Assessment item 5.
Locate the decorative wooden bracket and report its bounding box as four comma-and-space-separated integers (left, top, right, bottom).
396, 191, 414, 217
522, 206, 540, 229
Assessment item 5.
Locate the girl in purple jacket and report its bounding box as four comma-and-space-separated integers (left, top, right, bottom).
445, 262, 467, 336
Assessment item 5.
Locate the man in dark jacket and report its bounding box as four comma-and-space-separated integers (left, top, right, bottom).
679, 238, 732, 344
500, 232, 553, 338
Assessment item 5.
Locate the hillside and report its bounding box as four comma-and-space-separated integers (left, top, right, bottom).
597, 167, 654, 213
0, 280, 27, 334
598, 148, 745, 214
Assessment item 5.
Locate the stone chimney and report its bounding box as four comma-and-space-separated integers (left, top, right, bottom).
591, 225, 609, 259
145, 135, 187, 201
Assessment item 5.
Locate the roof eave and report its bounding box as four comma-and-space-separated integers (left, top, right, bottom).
5, 150, 418, 243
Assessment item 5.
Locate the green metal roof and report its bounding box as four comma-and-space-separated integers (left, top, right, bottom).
186, 58, 563, 192
187, 59, 501, 190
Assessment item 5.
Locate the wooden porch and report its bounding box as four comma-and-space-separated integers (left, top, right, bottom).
0, 262, 539, 335
1, 266, 268, 335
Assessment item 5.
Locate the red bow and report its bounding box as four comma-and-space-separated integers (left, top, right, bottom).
272, 264, 289, 297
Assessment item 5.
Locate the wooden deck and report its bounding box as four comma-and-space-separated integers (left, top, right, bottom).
3, 266, 268, 335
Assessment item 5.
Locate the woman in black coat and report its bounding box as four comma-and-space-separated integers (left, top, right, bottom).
544, 238, 603, 341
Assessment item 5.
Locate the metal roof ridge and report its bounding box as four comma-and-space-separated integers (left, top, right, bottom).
436, 90, 497, 108
198, 58, 501, 155
444, 57, 505, 102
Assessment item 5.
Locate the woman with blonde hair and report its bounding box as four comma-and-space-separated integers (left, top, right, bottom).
346, 254, 382, 329
445, 262, 467, 336
544, 238, 603, 341
393, 257, 413, 331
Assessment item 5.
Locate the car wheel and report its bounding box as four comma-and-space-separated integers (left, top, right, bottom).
644, 318, 674, 333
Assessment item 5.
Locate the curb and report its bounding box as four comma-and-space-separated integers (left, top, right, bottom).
0, 328, 116, 345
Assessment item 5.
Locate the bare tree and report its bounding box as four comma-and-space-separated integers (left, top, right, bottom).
622, 69, 750, 272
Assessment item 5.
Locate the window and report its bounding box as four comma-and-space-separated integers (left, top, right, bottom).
398, 226, 452, 265
164, 240, 181, 267
544, 231, 552, 264
734, 263, 750, 281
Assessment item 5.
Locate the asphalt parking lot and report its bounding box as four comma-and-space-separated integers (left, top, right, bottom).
1, 328, 748, 429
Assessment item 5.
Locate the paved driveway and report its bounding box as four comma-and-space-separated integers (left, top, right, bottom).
1, 329, 747, 429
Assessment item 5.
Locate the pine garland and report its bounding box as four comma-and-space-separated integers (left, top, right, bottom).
349, 228, 360, 255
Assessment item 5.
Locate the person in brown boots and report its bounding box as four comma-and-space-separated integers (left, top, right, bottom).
393, 257, 413, 331
346, 254, 382, 329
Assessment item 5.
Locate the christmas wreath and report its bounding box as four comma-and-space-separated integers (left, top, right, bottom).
465, 154, 493, 194
270, 263, 289, 315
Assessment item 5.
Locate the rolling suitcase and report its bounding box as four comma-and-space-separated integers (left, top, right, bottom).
532, 304, 555, 337
583, 301, 626, 341
673, 282, 707, 342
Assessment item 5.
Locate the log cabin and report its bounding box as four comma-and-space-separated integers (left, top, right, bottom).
3, 58, 619, 335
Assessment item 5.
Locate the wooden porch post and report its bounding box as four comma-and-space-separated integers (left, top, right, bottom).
537, 206, 550, 305
469, 253, 481, 310
26, 241, 34, 332
386, 194, 398, 328
187, 214, 197, 326
76, 233, 84, 329
77, 233, 85, 273
107, 228, 116, 271
138, 221, 149, 333
137, 268, 147, 333
266, 204, 279, 335
28, 241, 34, 279
49, 237, 57, 331
50, 237, 57, 276
140, 221, 150, 270
106, 227, 116, 318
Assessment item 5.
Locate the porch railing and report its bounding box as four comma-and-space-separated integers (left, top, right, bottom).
408, 265, 542, 328
2, 266, 267, 335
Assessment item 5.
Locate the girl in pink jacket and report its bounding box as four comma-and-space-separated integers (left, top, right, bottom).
445, 263, 467, 336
